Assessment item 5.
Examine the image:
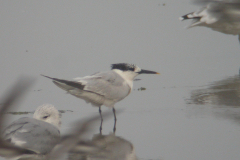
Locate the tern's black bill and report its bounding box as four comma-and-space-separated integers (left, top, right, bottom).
138, 69, 160, 74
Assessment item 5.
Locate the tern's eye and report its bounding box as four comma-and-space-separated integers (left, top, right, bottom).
129, 67, 134, 71
43, 115, 49, 119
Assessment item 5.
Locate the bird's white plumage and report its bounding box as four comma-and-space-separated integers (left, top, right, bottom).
3, 104, 61, 155
33, 104, 61, 129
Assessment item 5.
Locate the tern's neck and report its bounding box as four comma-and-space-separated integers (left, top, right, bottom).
113, 69, 139, 90
113, 69, 138, 81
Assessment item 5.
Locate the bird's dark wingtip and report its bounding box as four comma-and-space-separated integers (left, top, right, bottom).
40, 74, 54, 80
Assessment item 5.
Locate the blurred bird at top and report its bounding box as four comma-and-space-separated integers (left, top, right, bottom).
179, 0, 240, 41
41, 63, 159, 121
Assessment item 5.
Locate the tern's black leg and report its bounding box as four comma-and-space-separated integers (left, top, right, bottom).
99, 106, 103, 134
113, 108, 117, 133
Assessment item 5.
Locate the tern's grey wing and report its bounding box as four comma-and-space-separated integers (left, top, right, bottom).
3, 117, 60, 154
77, 71, 131, 102
42, 72, 131, 107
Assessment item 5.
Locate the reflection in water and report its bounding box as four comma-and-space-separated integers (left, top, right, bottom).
137, 87, 146, 91
4, 110, 73, 115
188, 75, 240, 107
68, 133, 138, 160
187, 75, 240, 124
5, 111, 33, 115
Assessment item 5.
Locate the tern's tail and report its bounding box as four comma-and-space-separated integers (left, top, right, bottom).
41, 74, 85, 91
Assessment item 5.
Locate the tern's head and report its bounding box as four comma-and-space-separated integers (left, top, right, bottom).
33, 104, 61, 129
111, 63, 159, 80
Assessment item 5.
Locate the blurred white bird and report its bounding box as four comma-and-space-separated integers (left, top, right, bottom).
180, 0, 240, 41
0, 78, 113, 160
41, 63, 159, 132
3, 104, 61, 155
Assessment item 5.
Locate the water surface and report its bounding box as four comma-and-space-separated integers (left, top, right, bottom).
1, 1, 240, 160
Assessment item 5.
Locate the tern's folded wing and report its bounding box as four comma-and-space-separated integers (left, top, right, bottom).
75, 71, 131, 101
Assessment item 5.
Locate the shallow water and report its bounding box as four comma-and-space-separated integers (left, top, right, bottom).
1, 1, 240, 160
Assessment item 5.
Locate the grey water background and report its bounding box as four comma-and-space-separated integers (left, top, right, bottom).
1, 1, 240, 160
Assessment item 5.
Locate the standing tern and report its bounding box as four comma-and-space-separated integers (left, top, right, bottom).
41, 63, 159, 132
179, 0, 240, 41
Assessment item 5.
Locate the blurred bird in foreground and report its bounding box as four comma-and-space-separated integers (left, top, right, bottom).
180, 0, 240, 41
0, 77, 38, 159
2, 104, 61, 156
0, 77, 113, 160
41, 63, 159, 132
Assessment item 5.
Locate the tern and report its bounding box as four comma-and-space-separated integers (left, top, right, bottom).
41, 63, 159, 132
179, 0, 240, 41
